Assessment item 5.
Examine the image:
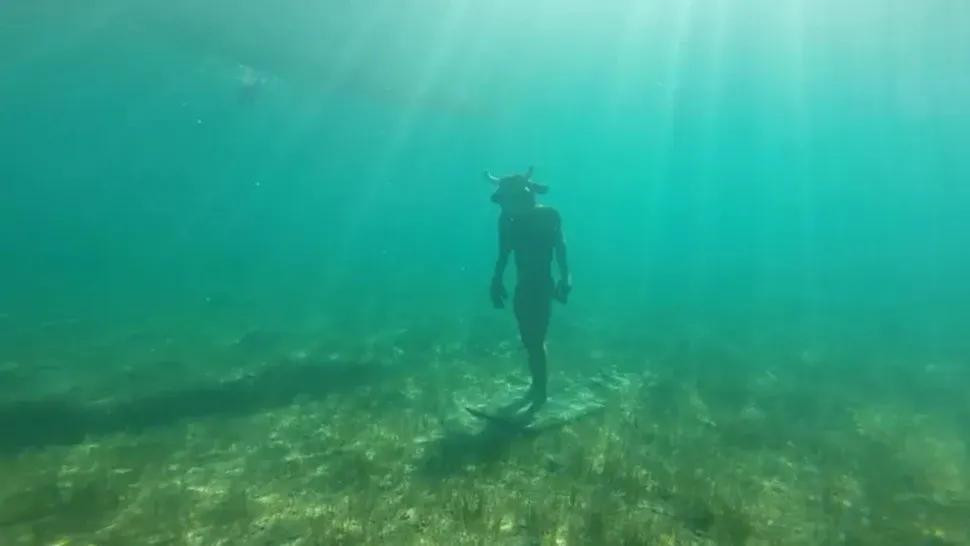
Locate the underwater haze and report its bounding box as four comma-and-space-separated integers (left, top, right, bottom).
2, 1, 970, 544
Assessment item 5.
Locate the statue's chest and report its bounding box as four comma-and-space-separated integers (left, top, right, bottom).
508, 216, 554, 249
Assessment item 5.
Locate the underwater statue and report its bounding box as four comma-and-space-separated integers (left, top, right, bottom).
484, 166, 571, 416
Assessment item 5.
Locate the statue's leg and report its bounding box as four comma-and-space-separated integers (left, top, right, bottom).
514, 285, 552, 409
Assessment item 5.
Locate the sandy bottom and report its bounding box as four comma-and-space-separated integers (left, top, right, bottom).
1, 321, 968, 545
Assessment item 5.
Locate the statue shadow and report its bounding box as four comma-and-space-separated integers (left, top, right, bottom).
417, 405, 599, 479
417, 421, 537, 478
0, 360, 384, 456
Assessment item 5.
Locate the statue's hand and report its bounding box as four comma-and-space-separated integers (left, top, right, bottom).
490, 280, 507, 309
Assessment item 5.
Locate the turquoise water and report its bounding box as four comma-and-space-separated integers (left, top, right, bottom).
2, 1, 969, 544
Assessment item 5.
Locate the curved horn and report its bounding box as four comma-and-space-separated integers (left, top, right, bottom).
483, 170, 500, 184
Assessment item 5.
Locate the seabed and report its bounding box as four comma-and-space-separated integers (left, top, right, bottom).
1, 318, 968, 545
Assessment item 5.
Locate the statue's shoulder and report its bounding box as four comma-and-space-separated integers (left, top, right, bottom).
535, 205, 561, 224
